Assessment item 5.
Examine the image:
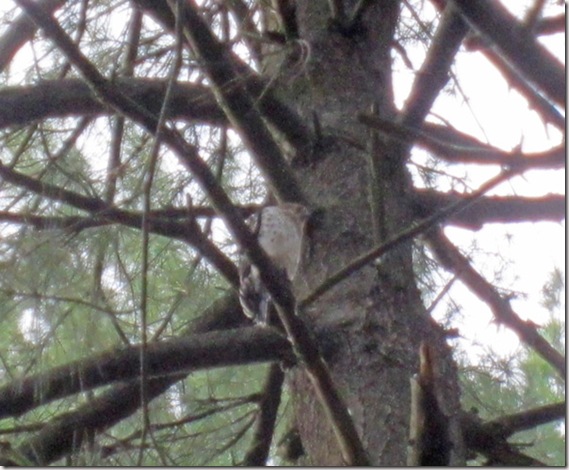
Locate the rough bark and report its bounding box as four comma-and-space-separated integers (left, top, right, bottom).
266, 1, 465, 465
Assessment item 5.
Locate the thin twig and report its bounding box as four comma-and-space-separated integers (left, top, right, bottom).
137, 0, 185, 465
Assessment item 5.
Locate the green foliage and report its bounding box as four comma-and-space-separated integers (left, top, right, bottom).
459, 273, 565, 466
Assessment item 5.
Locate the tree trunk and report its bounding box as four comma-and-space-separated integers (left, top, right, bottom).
266, 1, 464, 465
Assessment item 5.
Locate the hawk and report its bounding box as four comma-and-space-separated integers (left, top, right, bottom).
238, 203, 311, 325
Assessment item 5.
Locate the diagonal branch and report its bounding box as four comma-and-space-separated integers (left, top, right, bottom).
0, 0, 66, 71
452, 0, 565, 107
6, 292, 259, 466
2, 272, 242, 464
485, 401, 565, 438
359, 115, 565, 169
400, 4, 469, 130
426, 228, 565, 379
460, 410, 547, 466
243, 364, 285, 466
300, 169, 516, 308
132, 0, 313, 160
169, 0, 306, 204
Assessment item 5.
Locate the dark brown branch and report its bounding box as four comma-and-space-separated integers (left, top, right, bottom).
0, 160, 106, 213
0, 211, 86, 230
132, 0, 313, 157
426, 228, 565, 379
412, 190, 565, 229
6, 288, 243, 465
0, 79, 225, 129
400, 5, 469, 130
0, 0, 66, 71
359, 115, 565, 169
460, 410, 547, 466
0, 205, 259, 231
243, 364, 285, 466
0, 326, 291, 420
170, 1, 306, 204
485, 402, 565, 438
535, 14, 565, 36
452, 0, 565, 107
427, 1, 565, 128
0, 74, 313, 161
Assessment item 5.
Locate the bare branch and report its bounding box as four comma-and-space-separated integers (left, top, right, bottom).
169, 1, 306, 204
412, 190, 565, 229
243, 364, 285, 466
486, 402, 565, 438
400, 5, 469, 130
0, 0, 66, 71
461, 410, 548, 466
426, 228, 565, 379
0, 326, 290, 420
536, 14, 565, 36
452, 0, 565, 107
133, 0, 314, 161
359, 115, 565, 169
4, 291, 257, 465
0, 79, 225, 129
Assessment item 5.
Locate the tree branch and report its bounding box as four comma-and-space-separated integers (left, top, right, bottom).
301, 169, 516, 308
0, 77, 312, 155
0, 79, 225, 129
461, 410, 548, 466
0, 0, 66, 71
400, 4, 469, 130
452, 0, 565, 107
0, 163, 239, 286
412, 190, 565, 229
359, 115, 565, 169
169, 1, 306, 204
486, 401, 565, 438
0, 326, 291, 420
14, 1, 366, 464
243, 364, 285, 466
132, 0, 314, 161
426, 228, 565, 379
4, 291, 254, 465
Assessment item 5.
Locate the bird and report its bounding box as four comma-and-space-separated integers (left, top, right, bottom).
238, 203, 311, 325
